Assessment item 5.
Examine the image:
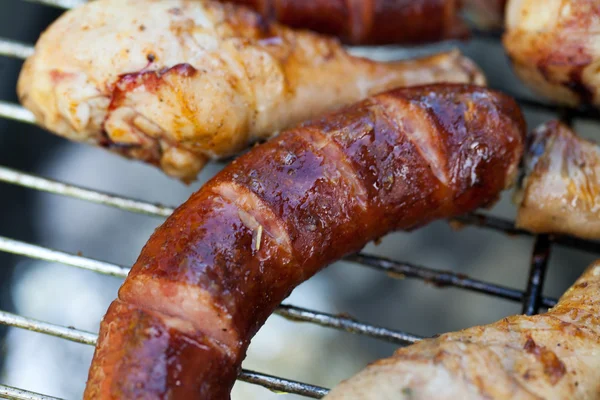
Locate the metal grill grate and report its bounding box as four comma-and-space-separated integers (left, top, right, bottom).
1, 1, 600, 398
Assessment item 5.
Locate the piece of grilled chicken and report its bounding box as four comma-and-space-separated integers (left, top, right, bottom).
17, 0, 484, 183
515, 121, 600, 240
503, 0, 600, 107
326, 259, 600, 400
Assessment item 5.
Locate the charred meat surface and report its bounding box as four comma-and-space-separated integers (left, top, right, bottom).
325, 258, 600, 399
515, 120, 600, 240
84, 84, 525, 400
17, 0, 484, 182
504, 0, 600, 107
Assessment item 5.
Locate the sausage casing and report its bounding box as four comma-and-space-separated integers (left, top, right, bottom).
84, 84, 525, 399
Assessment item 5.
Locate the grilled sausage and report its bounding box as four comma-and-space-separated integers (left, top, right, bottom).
503, 0, 600, 107
217, 0, 510, 44
216, 0, 469, 45
17, 0, 485, 183
515, 121, 600, 240
325, 259, 600, 400
83, 84, 525, 400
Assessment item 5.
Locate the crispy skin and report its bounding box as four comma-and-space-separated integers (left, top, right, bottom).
216, 0, 469, 45
503, 0, 600, 107
325, 259, 600, 400
84, 84, 525, 399
17, 0, 484, 183
515, 121, 600, 239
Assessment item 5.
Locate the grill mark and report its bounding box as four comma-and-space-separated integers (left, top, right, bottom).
297, 128, 368, 210
117, 296, 234, 359
213, 182, 293, 255
465, 342, 546, 399
376, 95, 450, 187
547, 309, 600, 338
119, 275, 237, 347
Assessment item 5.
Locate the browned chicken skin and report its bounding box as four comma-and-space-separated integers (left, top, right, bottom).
84, 84, 525, 399
504, 0, 600, 107
17, 0, 484, 182
515, 121, 600, 240
325, 259, 600, 399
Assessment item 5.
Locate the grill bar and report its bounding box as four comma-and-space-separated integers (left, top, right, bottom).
23, 0, 81, 9
276, 304, 422, 344
0, 232, 560, 317
0, 311, 329, 398
0, 310, 96, 345
522, 235, 552, 315
0, 39, 33, 60
0, 102, 35, 125
347, 253, 557, 308
0, 166, 173, 217
0, 236, 129, 278
1, 165, 598, 257
0, 167, 569, 307
239, 372, 328, 399
0, 34, 600, 129
0, 385, 63, 400
452, 213, 600, 254
0, 236, 420, 345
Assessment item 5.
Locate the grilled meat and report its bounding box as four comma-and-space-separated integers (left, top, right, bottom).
217, 0, 509, 45
515, 121, 600, 239
503, 0, 600, 107
17, 0, 484, 183
325, 258, 600, 400
215, 0, 469, 45
84, 84, 525, 400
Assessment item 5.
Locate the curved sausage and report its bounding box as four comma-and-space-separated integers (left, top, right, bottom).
84, 84, 525, 399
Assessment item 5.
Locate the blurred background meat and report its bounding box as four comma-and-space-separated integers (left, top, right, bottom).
0, 1, 598, 399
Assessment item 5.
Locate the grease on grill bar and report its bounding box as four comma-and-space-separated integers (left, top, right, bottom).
0, 311, 330, 399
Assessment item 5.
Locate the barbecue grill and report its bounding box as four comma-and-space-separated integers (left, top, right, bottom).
1, 1, 599, 399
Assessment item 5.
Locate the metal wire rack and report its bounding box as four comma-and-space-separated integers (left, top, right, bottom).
1, 0, 600, 399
